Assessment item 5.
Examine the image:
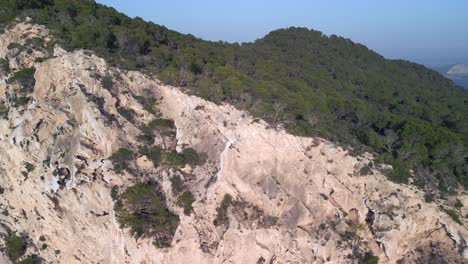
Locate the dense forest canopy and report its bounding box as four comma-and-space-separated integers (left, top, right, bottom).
1, 0, 467, 192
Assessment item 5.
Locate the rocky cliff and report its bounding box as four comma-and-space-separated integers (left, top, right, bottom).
0, 22, 466, 264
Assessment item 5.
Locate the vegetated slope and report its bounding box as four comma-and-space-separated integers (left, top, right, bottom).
1, 0, 467, 191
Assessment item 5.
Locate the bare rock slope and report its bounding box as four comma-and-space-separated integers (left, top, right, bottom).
0, 23, 466, 264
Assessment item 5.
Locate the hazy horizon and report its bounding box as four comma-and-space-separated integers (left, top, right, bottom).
96, 0, 468, 67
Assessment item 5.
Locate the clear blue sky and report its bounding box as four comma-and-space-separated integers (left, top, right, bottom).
96, 0, 468, 66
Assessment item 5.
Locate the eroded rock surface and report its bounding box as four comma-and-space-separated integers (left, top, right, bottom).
0, 23, 466, 264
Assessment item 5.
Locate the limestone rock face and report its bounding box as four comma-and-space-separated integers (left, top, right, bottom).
0, 23, 466, 264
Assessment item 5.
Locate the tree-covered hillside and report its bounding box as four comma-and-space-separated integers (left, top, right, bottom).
1, 0, 467, 191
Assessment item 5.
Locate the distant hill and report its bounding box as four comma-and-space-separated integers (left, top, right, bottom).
447, 64, 468, 75
433, 64, 456, 73
434, 64, 468, 88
